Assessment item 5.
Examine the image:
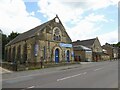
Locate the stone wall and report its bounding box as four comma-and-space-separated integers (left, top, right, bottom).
85, 51, 92, 61
74, 50, 85, 61
92, 38, 103, 53
102, 45, 113, 59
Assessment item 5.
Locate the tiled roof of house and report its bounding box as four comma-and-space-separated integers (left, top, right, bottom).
72, 38, 96, 48
6, 19, 53, 46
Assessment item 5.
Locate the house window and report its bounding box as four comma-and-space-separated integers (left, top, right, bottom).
58, 35, 61, 41
12, 46, 16, 63
23, 43, 27, 64
17, 45, 21, 62
53, 34, 56, 40
8, 48, 11, 62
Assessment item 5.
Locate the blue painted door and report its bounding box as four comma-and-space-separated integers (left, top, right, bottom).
67, 50, 70, 62
79, 56, 81, 61
55, 48, 59, 63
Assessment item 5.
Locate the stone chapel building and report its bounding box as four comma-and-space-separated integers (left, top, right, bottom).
5, 15, 74, 65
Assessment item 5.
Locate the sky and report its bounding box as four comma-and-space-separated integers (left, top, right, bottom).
0, 0, 119, 45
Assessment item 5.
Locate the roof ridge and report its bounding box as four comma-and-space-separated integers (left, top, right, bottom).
72, 38, 96, 43
80, 38, 96, 42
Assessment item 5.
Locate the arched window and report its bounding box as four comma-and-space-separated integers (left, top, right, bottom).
58, 35, 61, 41
12, 46, 16, 63
23, 43, 27, 64
56, 36, 59, 41
5, 49, 7, 61
53, 34, 56, 40
17, 45, 21, 63
8, 48, 11, 62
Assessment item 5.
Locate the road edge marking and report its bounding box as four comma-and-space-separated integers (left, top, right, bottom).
27, 86, 35, 88
94, 68, 103, 71
57, 72, 87, 81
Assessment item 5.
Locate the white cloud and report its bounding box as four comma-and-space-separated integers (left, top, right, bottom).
68, 26, 118, 45
29, 11, 35, 16
37, 0, 119, 19
37, 0, 83, 23
85, 13, 108, 22
87, 0, 114, 10
60, 0, 119, 9
0, 0, 41, 35
66, 13, 108, 41
37, 0, 119, 24
98, 30, 118, 45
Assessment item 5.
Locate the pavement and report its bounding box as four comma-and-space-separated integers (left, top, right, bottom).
1, 62, 92, 74
1, 62, 87, 79
2, 60, 118, 88
0, 67, 12, 74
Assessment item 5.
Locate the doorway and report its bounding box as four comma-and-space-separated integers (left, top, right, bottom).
66, 50, 70, 62
55, 48, 59, 63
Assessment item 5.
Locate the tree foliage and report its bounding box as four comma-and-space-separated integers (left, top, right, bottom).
2, 31, 20, 60
2, 34, 8, 60
112, 42, 120, 47
7, 31, 20, 42
116, 42, 120, 47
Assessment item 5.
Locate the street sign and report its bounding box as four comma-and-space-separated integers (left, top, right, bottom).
59, 43, 72, 48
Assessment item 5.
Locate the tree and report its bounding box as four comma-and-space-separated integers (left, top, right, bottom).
111, 42, 120, 47
116, 42, 120, 47
2, 34, 8, 60
7, 31, 20, 42
2, 31, 20, 60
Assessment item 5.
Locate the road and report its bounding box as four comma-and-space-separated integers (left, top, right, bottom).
2, 60, 118, 89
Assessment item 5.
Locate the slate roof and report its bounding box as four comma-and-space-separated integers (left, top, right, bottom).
72, 38, 96, 48
73, 45, 92, 51
6, 19, 53, 46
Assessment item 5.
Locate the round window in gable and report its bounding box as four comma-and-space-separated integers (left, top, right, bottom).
55, 18, 59, 23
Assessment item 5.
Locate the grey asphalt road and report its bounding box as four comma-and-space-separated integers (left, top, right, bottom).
2, 60, 118, 89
